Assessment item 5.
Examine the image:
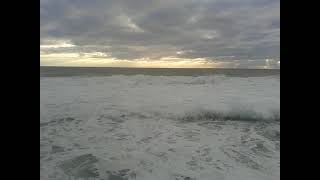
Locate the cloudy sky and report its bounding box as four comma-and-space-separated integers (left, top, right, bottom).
40, 0, 280, 68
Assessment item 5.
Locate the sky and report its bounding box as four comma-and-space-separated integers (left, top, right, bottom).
40, 0, 280, 68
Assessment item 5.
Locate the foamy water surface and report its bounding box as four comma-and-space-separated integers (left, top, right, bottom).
40, 74, 280, 180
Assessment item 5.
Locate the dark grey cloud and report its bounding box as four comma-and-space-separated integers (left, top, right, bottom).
40, 0, 280, 64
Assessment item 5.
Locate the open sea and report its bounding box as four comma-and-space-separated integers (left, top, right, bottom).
40, 66, 280, 77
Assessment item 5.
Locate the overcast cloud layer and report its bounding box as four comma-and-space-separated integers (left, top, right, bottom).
40, 0, 280, 68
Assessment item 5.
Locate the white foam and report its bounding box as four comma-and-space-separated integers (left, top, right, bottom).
40, 75, 280, 180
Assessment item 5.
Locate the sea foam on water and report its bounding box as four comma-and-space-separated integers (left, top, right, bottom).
41, 73, 280, 180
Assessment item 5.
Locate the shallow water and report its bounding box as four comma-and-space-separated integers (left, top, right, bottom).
40, 74, 279, 180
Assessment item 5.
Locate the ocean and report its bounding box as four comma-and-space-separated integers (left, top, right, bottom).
40, 66, 280, 77
40, 67, 280, 180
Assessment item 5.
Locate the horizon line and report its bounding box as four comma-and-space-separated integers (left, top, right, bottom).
40, 66, 280, 70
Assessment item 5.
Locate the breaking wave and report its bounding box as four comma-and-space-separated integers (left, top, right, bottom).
179, 109, 280, 122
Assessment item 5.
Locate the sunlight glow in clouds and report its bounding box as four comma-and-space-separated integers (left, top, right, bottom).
40, 40, 279, 68
40, 43, 75, 49
40, 52, 232, 68
40, 40, 76, 49
40, 50, 280, 69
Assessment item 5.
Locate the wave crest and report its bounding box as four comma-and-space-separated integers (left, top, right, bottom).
179, 109, 280, 122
